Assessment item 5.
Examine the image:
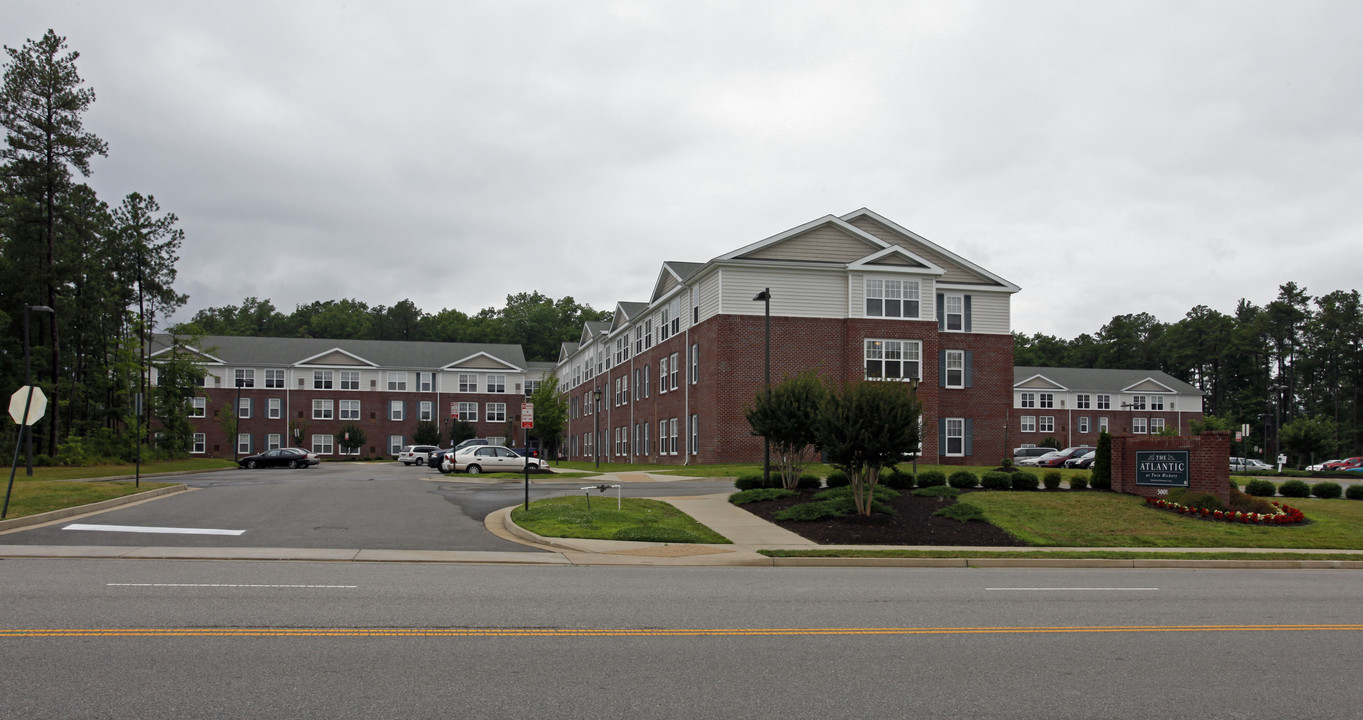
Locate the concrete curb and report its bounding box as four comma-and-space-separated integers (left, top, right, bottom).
0, 484, 188, 533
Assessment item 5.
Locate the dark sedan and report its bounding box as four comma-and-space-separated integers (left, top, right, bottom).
238, 447, 320, 469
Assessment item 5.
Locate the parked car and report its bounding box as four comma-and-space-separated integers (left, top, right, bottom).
1018, 451, 1065, 467
1323, 457, 1363, 471
1013, 447, 1053, 462
1064, 450, 1096, 469
238, 447, 319, 469
1037, 446, 1095, 468
396, 445, 440, 466
444, 445, 542, 474
1230, 457, 1273, 472
1305, 460, 1340, 472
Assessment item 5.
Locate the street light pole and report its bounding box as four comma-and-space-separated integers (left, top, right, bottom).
234, 378, 244, 462
752, 289, 771, 484
910, 377, 919, 475
22, 305, 55, 476
592, 388, 602, 469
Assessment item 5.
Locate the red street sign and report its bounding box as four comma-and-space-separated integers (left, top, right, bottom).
521, 421, 533, 429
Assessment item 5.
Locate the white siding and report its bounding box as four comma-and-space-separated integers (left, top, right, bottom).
720, 267, 847, 318
967, 291, 1011, 335
698, 274, 720, 321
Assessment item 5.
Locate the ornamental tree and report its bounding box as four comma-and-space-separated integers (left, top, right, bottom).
745, 371, 830, 489
816, 380, 922, 515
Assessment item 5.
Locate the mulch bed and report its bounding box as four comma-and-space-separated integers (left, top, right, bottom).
740, 488, 1028, 546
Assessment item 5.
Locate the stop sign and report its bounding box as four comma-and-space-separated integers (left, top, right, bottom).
9, 386, 48, 426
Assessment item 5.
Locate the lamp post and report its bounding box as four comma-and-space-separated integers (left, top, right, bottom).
752, 288, 771, 484
592, 388, 602, 469
910, 376, 920, 475
234, 377, 245, 462
1269, 384, 1286, 468
22, 304, 55, 476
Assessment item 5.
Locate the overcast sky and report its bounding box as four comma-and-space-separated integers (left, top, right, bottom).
9, 0, 1362, 338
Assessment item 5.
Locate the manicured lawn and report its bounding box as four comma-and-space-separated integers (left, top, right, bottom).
511, 495, 730, 544
759, 549, 1363, 560
966, 492, 1363, 549
14, 458, 235, 481
2, 478, 176, 518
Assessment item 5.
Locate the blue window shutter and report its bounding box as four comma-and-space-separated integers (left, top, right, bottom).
964, 295, 973, 332
938, 350, 946, 387
938, 417, 945, 447
936, 293, 945, 331
965, 419, 974, 455
965, 351, 973, 388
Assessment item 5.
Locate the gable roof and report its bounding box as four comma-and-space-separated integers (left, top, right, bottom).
842, 208, 1020, 291
149, 334, 528, 370
1013, 367, 1202, 396
717, 215, 887, 264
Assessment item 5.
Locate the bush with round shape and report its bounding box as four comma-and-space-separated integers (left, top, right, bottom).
934, 502, 986, 523
824, 470, 850, 488
917, 470, 947, 488
981, 471, 1011, 490
882, 468, 915, 490
1311, 482, 1343, 499
1090, 473, 1111, 491
1243, 478, 1277, 497
912, 485, 960, 498
1010, 471, 1040, 491
1069, 474, 1089, 490
796, 474, 822, 490
1346, 484, 1363, 500
734, 474, 769, 491
947, 470, 978, 489
1278, 479, 1311, 498
1042, 471, 1063, 490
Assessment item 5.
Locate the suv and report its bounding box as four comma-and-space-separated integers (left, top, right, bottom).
397, 445, 439, 466
1013, 447, 1053, 462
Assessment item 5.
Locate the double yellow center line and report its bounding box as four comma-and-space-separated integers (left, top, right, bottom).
3, 624, 1361, 638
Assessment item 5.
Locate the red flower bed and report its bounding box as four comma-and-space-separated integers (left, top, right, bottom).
1145, 497, 1305, 525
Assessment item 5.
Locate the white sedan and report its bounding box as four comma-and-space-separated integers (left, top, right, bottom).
443, 445, 542, 474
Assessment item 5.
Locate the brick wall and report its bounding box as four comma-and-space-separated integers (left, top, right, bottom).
1110, 431, 1231, 502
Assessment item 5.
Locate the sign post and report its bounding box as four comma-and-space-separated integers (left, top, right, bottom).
5, 385, 49, 519
521, 403, 534, 510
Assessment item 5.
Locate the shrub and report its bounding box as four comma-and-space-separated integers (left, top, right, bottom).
1042, 471, 1063, 490
934, 502, 986, 523
796, 474, 822, 490
824, 470, 850, 488
1346, 484, 1363, 500
1167, 489, 1226, 512
1069, 474, 1089, 490
814, 485, 899, 502
1311, 482, 1343, 499
1090, 472, 1111, 491
912, 485, 960, 499
1244, 478, 1277, 497
1010, 471, 1039, 491
734, 474, 773, 491
883, 467, 915, 490
999, 457, 1015, 471
917, 470, 947, 488
729, 488, 799, 505
1278, 479, 1311, 498
948, 470, 978, 489
775, 495, 898, 521
981, 471, 1011, 490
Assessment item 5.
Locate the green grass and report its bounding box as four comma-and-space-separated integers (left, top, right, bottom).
758, 549, 1363, 561
967, 492, 1363, 549
511, 495, 730, 543
17, 458, 235, 481
2, 478, 176, 518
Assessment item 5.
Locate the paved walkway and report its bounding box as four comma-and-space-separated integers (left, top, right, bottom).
2, 471, 1361, 568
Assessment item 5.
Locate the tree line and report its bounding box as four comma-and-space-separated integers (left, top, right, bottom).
1015, 282, 1363, 461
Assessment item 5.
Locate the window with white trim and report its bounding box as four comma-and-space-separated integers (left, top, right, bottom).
312, 434, 335, 455
644, 318, 652, 349
669, 417, 678, 455
238, 397, 251, 419
1150, 396, 1165, 411
643, 365, 650, 398
1133, 417, 1148, 434
1039, 393, 1054, 409
1096, 394, 1111, 410
235, 369, 255, 388
313, 370, 333, 389
389, 401, 404, 421
457, 402, 478, 421
419, 401, 433, 421
1099, 416, 1109, 433
267, 433, 282, 450
1078, 416, 1090, 433
339, 399, 359, 420
659, 306, 671, 341
340, 370, 359, 390
659, 420, 667, 455
1151, 417, 1166, 433
864, 339, 921, 380
268, 397, 282, 419
945, 350, 965, 388
192, 433, 206, 454
690, 343, 699, 384
237, 433, 251, 454
659, 359, 667, 393
487, 375, 506, 393
189, 397, 206, 418
621, 375, 628, 405
1076, 394, 1091, 409
525, 379, 539, 398
459, 374, 477, 393
388, 436, 404, 455
1039, 416, 1055, 433
1130, 395, 1147, 411
690, 414, 698, 455
419, 373, 433, 392
944, 294, 965, 331
387, 372, 408, 391
643, 423, 650, 456
265, 369, 285, 389
669, 352, 678, 391
1020, 392, 1036, 408
944, 418, 965, 456
1021, 416, 1036, 433
865, 277, 921, 318
486, 403, 506, 422
313, 399, 333, 420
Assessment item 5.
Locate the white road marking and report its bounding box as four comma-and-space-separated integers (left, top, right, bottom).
986, 587, 1159, 591
108, 583, 357, 589
63, 524, 246, 536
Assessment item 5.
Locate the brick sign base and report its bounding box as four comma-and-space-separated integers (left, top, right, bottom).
1110, 431, 1231, 503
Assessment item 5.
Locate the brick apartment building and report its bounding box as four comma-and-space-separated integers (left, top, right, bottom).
555, 208, 1022, 466
1012, 367, 1204, 451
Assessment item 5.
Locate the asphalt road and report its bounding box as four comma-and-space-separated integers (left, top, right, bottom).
2, 560, 1360, 718
1, 463, 732, 551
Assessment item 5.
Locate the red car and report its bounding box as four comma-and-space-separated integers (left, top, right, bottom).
1324, 457, 1363, 471
1037, 446, 1095, 467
